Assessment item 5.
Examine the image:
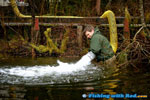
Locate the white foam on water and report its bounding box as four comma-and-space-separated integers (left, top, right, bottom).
0, 52, 102, 84
0, 53, 93, 77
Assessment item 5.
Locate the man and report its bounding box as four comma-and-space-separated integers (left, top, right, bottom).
83, 25, 115, 65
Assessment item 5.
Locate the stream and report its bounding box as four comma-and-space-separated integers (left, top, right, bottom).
0, 57, 150, 100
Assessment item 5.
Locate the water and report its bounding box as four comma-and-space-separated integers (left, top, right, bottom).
0, 57, 150, 100
0, 54, 101, 85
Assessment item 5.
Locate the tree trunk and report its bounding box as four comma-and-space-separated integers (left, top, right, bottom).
77, 26, 83, 48
40, 0, 45, 15
139, 0, 146, 27
29, 0, 36, 58
139, 0, 150, 37
0, 15, 7, 40
96, 0, 101, 15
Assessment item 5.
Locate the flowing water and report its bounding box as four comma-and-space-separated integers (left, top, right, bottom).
0, 57, 150, 100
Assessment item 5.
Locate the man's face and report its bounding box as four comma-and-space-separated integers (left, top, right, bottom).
85, 30, 94, 39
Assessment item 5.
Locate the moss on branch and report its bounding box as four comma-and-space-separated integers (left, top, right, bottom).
30, 28, 69, 54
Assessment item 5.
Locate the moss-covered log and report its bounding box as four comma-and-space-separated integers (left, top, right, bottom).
30, 27, 69, 54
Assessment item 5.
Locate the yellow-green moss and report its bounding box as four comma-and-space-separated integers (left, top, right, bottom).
30, 27, 70, 54
117, 51, 128, 64
125, 7, 131, 23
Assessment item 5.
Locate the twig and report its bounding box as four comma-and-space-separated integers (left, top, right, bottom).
130, 63, 140, 71
133, 26, 144, 41
117, 60, 130, 68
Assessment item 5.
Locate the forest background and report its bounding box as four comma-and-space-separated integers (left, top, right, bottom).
0, 0, 150, 70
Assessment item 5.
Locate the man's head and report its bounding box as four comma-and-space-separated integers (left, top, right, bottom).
83, 25, 94, 39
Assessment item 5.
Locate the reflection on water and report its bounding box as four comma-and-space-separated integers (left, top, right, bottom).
0, 57, 150, 100
0, 85, 26, 100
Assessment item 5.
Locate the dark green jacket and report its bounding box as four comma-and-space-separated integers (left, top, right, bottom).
89, 27, 114, 62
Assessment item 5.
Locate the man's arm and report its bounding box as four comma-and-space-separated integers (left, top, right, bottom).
76, 51, 96, 66
90, 35, 102, 54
